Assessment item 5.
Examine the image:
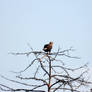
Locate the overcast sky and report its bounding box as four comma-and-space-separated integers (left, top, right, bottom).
0, 0, 92, 91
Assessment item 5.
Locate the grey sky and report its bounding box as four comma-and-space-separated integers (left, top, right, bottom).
0, 0, 92, 91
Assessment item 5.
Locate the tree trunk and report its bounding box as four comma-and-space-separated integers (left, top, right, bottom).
48, 56, 52, 92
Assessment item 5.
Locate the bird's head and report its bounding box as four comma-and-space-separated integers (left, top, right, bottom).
49, 42, 53, 45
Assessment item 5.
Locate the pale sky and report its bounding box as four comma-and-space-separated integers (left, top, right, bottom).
0, 0, 92, 91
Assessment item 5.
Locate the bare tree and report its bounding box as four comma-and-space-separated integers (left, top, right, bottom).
0, 46, 92, 92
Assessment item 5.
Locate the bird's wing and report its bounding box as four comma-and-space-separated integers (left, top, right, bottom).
44, 44, 49, 48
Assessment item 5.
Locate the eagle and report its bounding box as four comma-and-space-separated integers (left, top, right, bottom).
43, 42, 53, 53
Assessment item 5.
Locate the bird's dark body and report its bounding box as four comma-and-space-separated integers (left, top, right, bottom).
43, 42, 53, 53
44, 44, 52, 52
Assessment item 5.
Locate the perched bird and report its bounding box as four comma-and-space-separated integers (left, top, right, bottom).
43, 42, 53, 53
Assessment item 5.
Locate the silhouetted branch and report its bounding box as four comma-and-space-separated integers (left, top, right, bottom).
0, 47, 91, 92
0, 75, 37, 87
16, 76, 48, 86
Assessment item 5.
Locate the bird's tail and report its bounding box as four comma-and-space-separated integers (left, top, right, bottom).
43, 48, 47, 51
